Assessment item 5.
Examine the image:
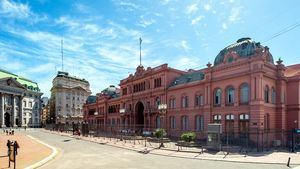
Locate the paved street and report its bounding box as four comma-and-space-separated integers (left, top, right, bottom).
24, 129, 290, 169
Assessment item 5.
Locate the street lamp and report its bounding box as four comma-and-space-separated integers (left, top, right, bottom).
158, 104, 167, 117
158, 103, 167, 148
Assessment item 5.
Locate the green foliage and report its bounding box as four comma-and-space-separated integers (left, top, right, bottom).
154, 128, 166, 138
180, 132, 196, 142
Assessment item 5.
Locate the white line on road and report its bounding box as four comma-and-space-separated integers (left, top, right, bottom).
24, 135, 58, 169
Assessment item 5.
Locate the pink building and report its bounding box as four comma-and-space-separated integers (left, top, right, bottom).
84, 38, 300, 145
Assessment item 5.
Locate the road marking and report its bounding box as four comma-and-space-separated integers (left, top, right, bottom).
24, 135, 58, 169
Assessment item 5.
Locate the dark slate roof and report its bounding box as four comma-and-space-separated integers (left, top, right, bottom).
56, 71, 89, 83
86, 95, 97, 104
170, 71, 205, 87
101, 85, 120, 98
214, 37, 274, 66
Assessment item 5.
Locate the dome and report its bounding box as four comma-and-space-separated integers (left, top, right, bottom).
214, 38, 274, 66
100, 85, 120, 98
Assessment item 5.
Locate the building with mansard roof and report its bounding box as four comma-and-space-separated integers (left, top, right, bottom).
0, 69, 43, 127
50, 71, 91, 124
83, 38, 300, 147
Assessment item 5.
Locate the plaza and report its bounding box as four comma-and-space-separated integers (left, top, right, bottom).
23, 129, 295, 169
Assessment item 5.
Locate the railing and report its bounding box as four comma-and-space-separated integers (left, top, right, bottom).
45, 124, 294, 154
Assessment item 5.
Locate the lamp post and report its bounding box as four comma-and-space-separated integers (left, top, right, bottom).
119, 108, 125, 129
292, 120, 298, 152
158, 104, 167, 128
158, 103, 167, 148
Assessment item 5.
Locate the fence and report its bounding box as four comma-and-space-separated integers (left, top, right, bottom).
45, 123, 296, 154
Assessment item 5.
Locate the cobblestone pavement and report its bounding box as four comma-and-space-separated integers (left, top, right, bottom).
0, 130, 52, 169
26, 129, 291, 169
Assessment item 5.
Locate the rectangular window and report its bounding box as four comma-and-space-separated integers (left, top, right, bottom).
169, 98, 176, 109
154, 78, 162, 88
123, 88, 127, 95
196, 115, 204, 131
200, 95, 204, 106
29, 102, 32, 108
182, 96, 188, 108
170, 116, 176, 129
182, 116, 189, 130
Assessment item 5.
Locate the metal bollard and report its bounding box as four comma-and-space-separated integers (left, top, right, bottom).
287, 157, 291, 167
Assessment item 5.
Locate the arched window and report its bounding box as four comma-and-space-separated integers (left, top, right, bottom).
264, 86, 269, 103
182, 116, 189, 130
214, 88, 222, 105
240, 83, 249, 104
226, 87, 235, 105
213, 114, 221, 123
195, 115, 204, 131
271, 87, 276, 104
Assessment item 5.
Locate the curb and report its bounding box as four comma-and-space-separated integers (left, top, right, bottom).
24, 135, 58, 169
44, 130, 299, 166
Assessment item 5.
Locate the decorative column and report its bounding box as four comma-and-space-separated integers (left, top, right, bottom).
1, 93, 4, 127
19, 96, 23, 127
12, 95, 16, 127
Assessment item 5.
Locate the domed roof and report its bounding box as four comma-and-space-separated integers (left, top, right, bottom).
100, 85, 120, 98
214, 38, 274, 66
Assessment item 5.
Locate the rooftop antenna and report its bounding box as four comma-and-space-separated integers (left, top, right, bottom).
61, 38, 64, 72
139, 37, 142, 66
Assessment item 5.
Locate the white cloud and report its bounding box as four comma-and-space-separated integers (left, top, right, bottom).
137, 15, 156, 28
191, 15, 204, 25
229, 6, 243, 22
0, 0, 30, 18
204, 3, 211, 11
0, 0, 47, 23
74, 3, 90, 13
186, 3, 198, 15
171, 57, 199, 70
222, 23, 228, 30
180, 40, 191, 51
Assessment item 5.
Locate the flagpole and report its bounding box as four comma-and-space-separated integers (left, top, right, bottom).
139, 37, 142, 66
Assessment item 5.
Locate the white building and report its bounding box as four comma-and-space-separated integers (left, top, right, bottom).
50, 71, 91, 124
0, 69, 43, 128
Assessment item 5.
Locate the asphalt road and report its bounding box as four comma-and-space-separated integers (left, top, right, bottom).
26, 129, 289, 169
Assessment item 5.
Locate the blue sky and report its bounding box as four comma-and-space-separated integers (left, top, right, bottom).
0, 0, 299, 97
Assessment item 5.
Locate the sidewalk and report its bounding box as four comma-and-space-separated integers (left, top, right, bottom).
0, 131, 53, 169
46, 129, 300, 166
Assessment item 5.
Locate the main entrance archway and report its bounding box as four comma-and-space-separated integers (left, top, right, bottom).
135, 102, 144, 129
4, 112, 10, 127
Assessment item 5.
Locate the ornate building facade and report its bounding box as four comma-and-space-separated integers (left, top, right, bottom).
83, 38, 300, 143
0, 69, 43, 128
50, 71, 91, 124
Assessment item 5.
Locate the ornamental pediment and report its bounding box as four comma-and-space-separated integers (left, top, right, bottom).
0, 77, 26, 90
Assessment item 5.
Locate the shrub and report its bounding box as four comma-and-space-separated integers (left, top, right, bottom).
154, 128, 166, 138
180, 132, 196, 142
